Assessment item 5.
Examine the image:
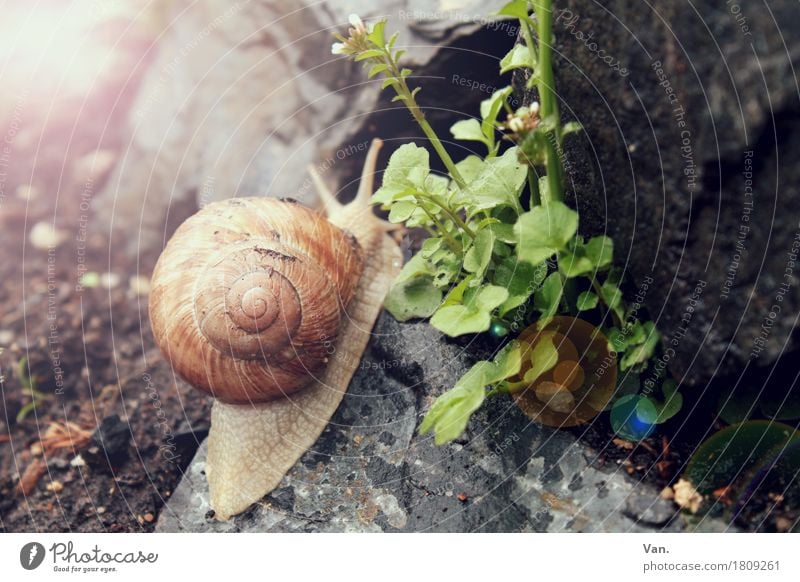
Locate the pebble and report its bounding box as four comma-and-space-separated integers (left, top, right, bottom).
79, 272, 101, 288
100, 272, 120, 289
16, 184, 38, 200
129, 275, 151, 296
46, 481, 64, 493
29, 222, 69, 249
74, 149, 116, 183
0, 329, 14, 345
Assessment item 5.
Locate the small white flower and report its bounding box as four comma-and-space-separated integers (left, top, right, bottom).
508, 117, 525, 133
348, 14, 364, 29
530, 101, 540, 114
331, 42, 346, 55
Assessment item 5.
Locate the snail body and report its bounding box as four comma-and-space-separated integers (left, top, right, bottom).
149, 139, 401, 519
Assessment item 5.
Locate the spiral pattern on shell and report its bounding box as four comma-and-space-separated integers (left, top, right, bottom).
148, 198, 365, 404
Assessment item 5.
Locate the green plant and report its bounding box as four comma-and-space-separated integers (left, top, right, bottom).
609, 377, 683, 441
15, 357, 52, 422
334, 2, 661, 444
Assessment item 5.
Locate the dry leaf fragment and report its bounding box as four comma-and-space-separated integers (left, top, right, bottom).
16, 457, 46, 496
673, 478, 703, 514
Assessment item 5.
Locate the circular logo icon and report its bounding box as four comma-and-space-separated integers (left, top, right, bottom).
20, 542, 46, 570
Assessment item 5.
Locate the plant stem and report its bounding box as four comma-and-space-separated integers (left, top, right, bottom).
415, 197, 462, 251
531, 0, 563, 205
591, 276, 623, 328
527, 168, 540, 207
487, 379, 527, 398
385, 57, 467, 189
415, 192, 476, 239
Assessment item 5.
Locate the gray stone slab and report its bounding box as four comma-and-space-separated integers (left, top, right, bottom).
157, 315, 711, 532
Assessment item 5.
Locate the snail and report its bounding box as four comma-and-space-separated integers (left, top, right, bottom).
148, 139, 401, 519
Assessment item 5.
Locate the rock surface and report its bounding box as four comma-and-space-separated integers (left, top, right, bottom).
156, 314, 730, 533
516, 0, 800, 384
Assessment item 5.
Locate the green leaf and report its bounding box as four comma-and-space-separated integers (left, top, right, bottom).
717, 386, 758, 425
487, 222, 516, 244
598, 280, 626, 323
16, 401, 38, 423
523, 332, 559, 384
585, 236, 614, 269
599, 281, 622, 310
395, 252, 433, 283
419, 365, 487, 445
494, 258, 547, 316
454, 155, 486, 185
431, 285, 508, 337
576, 291, 599, 311
432, 253, 464, 289
685, 420, 800, 495
470, 284, 509, 312
368, 63, 389, 78
479, 86, 513, 122
558, 250, 594, 278
620, 321, 659, 369
387, 200, 417, 223
635, 397, 659, 425
424, 174, 449, 199
375, 144, 429, 203
450, 119, 489, 146
461, 147, 526, 214
533, 272, 563, 323
441, 276, 472, 307
420, 237, 443, 259
500, 43, 535, 74
367, 20, 387, 47
559, 236, 613, 278
463, 228, 495, 280
430, 305, 491, 337
17, 357, 33, 390
479, 86, 513, 148
487, 340, 523, 383
419, 341, 522, 445
514, 201, 579, 265
496, 0, 531, 21
654, 380, 683, 423
759, 389, 800, 421
384, 276, 442, 321
354, 49, 386, 61
562, 121, 583, 136
610, 394, 656, 441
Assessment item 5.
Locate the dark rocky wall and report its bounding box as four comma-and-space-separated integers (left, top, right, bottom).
517, 0, 800, 384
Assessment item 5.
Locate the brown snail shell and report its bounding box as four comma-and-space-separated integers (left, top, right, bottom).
148, 197, 365, 404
